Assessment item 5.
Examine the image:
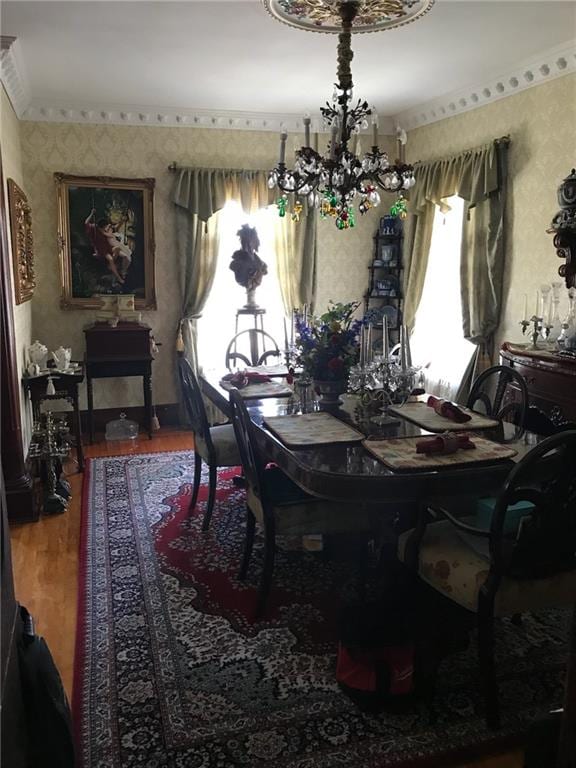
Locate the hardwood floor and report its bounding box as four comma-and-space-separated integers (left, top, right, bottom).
10, 430, 523, 768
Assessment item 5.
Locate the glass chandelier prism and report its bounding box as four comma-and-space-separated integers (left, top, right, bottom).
266, 0, 434, 229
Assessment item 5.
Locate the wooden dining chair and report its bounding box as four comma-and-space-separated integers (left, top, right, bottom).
177, 357, 241, 531
229, 388, 378, 618
225, 328, 281, 370
466, 365, 529, 441
398, 430, 576, 728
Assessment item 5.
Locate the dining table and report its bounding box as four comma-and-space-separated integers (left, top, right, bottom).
200, 371, 534, 509
200, 369, 576, 765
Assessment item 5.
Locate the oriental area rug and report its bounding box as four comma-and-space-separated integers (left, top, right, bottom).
74, 451, 569, 768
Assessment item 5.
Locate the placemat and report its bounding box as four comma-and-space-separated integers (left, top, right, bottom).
244, 364, 290, 378
264, 412, 364, 447
219, 380, 293, 399
363, 435, 516, 471
388, 401, 499, 431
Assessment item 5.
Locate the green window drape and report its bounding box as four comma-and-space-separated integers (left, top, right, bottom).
402, 138, 510, 398
172, 167, 318, 371
172, 168, 273, 373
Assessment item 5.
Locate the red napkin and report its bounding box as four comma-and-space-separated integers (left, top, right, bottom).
427, 395, 471, 423
221, 371, 271, 388
416, 433, 476, 455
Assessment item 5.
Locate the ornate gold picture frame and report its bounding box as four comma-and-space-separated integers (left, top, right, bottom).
55, 174, 156, 310
7, 178, 35, 304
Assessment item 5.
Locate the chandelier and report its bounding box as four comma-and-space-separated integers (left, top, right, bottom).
265, 0, 434, 229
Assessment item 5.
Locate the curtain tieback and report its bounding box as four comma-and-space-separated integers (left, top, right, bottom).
176, 316, 203, 352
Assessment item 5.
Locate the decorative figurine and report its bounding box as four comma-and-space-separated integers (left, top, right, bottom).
548, 168, 576, 289
28, 340, 48, 370
229, 224, 268, 309
52, 346, 72, 371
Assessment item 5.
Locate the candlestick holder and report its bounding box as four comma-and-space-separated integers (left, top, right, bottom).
28, 411, 72, 514
370, 360, 401, 426
519, 318, 530, 336
528, 315, 544, 349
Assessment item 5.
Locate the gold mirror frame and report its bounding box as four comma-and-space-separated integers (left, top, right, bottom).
7, 178, 35, 304
55, 173, 156, 310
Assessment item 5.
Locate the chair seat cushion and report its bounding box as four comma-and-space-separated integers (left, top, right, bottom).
195, 424, 240, 466
247, 466, 377, 536
398, 520, 576, 615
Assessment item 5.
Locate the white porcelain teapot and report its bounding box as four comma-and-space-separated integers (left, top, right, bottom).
52, 346, 72, 371
28, 340, 48, 369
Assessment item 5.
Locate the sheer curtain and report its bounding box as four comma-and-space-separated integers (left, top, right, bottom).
197, 201, 286, 375
410, 196, 475, 400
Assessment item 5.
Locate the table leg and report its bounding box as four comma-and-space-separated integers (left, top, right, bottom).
72, 388, 84, 472
143, 373, 153, 439
87, 373, 95, 444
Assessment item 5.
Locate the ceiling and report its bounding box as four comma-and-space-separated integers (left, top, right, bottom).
1, 0, 575, 129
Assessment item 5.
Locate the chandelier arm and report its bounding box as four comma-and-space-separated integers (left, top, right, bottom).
276, 172, 320, 195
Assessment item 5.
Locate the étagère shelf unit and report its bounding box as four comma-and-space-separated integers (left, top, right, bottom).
363, 215, 404, 350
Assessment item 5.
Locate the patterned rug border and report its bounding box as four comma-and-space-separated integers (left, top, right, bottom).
72, 450, 196, 757
71, 451, 552, 768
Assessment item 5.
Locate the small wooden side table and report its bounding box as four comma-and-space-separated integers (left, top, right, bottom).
84, 322, 154, 443
23, 364, 85, 472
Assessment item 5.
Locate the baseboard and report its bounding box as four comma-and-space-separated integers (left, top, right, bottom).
79, 402, 182, 435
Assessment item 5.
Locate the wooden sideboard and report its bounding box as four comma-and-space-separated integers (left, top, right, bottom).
500, 342, 576, 424
84, 322, 154, 442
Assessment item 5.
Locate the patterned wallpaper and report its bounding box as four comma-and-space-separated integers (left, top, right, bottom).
14, 73, 573, 415
1, 86, 33, 447
406, 74, 576, 354
18, 119, 393, 410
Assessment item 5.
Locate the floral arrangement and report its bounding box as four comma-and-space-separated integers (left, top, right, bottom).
296, 301, 362, 381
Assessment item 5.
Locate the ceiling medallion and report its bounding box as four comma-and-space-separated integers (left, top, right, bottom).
263, 0, 435, 34
267, 0, 434, 229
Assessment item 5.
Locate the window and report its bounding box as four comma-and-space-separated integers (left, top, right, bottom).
197, 201, 286, 374
410, 196, 475, 400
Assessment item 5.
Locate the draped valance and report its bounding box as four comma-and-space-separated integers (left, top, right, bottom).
410, 137, 509, 213
172, 167, 274, 221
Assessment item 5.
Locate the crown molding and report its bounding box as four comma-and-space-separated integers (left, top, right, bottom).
395, 40, 576, 131
4, 39, 575, 135
0, 37, 30, 118
20, 100, 398, 135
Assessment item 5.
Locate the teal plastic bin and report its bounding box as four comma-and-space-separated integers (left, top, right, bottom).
476, 497, 534, 535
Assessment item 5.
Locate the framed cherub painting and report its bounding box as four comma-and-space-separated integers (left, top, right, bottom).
55, 174, 156, 310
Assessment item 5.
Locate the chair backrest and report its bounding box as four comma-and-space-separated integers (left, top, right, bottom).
489, 430, 576, 580
177, 356, 215, 460
225, 329, 281, 370
229, 389, 268, 514
467, 365, 528, 439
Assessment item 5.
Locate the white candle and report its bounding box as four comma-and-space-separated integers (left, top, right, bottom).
290, 309, 294, 346
284, 318, 289, 351
400, 325, 408, 372
313, 132, 318, 152
279, 129, 288, 165
359, 325, 365, 367
303, 115, 311, 147
522, 293, 528, 322
404, 325, 412, 368
329, 122, 338, 160
371, 109, 379, 147
534, 289, 540, 318
366, 324, 372, 364
382, 316, 390, 360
